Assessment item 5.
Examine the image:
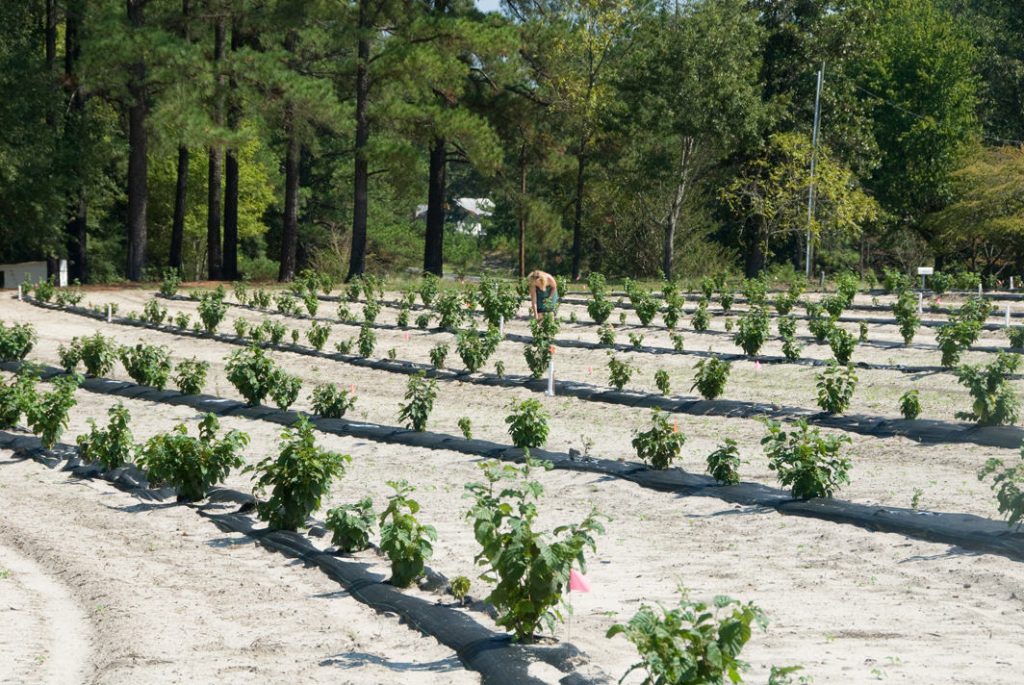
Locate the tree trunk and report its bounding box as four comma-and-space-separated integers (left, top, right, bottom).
346, 2, 370, 282
278, 30, 300, 282
571, 146, 587, 280
170, 145, 188, 271
126, 1, 148, 281
63, 0, 87, 283
423, 137, 446, 277
663, 137, 695, 281
518, 145, 527, 278
45, 0, 57, 129
206, 15, 225, 280
222, 21, 241, 281
744, 221, 766, 278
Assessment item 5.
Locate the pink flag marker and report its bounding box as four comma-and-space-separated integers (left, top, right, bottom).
568, 569, 591, 593
754, 360, 762, 372
349, 384, 356, 395
403, 332, 410, 341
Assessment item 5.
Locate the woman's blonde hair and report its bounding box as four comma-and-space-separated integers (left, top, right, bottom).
527, 270, 545, 285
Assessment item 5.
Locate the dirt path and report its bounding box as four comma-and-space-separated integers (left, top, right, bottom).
0, 451, 477, 685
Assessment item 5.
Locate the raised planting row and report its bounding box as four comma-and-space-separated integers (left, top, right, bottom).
3, 355, 1024, 564
13, 299, 1024, 446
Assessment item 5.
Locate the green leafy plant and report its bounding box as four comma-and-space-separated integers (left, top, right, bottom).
435, 291, 465, 330
397, 307, 410, 328
815, 362, 858, 414
691, 300, 710, 332
835, 271, 859, 307
27, 373, 81, 448
324, 497, 376, 552
762, 418, 852, 499
139, 413, 249, 501
450, 575, 471, 604
456, 326, 502, 373
524, 314, 559, 378
58, 340, 82, 373
587, 296, 614, 325
362, 298, 381, 324
608, 354, 635, 391
335, 338, 354, 355
415, 312, 431, 329
458, 416, 473, 439
198, 291, 228, 333
311, 383, 357, 418
654, 369, 671, 396
419, 273, 440, 307
734, 306, 769, 356
741, 277, 766, 306
632, 410, 685, 469
607, 588, 766, 685
0, 322, 35, 362
142, 298, 167, 325
225, 345, 277, 406
76, 402, 137, 470
379, 480, 436, 587
429, 343, 449, 369
233, 318, 250, 339
691, 355, 730, 400
707, 438, 741, 485
629, 331, 645, 349
494, 360, 505, 378
78, 332, 117, 377
858, 320, 869, 342
173, 358, 209, 395
32, 276, 55, 302
465, 458, 603, 641
173, 312, 191, 330
268, 368, 302, 410
977, 453, 1024, 529
119, 343, 172, 389
1007, 326, 1024, 349
719, 290, 734, 312
232, 280, 248, 305
598, 323, 616, 347
290, 328, 301, 345
159, 269, 181, 297
631, 287, 659, 326
248, 416, 350, 530
478, 277, 521, 328
398, 372, 438, 431
505, 398, 549, 448
954, 352, 1021, 426
671, 332, 684, 352
302, 290, 319, 317
307, 321, 331, 351
357, 324, 376, 358
251, 289, 271, 310
891, 290, 920, 344
336, 302, 354, 322
781, 337, 802, 361
0, 370, 37, 429
899, 388, 921, 420
275, 292, 298, 315
827, 327, 857, 364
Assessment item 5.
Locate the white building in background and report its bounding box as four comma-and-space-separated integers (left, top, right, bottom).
0, 260, 67, 290
414, 198, 494, 236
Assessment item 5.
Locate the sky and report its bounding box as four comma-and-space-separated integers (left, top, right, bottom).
476, 0, 503, 13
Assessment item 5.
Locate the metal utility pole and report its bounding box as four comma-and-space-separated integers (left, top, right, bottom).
805, 63, 825, 279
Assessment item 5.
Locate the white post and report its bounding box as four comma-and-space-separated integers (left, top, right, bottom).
978, 283, 983, 296
106, 304, 112, 323
16, 285, 22, 301
1012, 276, 1016, 291
819, 271, 825, 290
499, 315, 504, 337
917, 292, 923, 315
545, 358, 555, 397
1006, 304, 1011, 327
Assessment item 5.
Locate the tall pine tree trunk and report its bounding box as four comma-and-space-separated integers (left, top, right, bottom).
63, 0, 87, 283
45, 0, 57, 129
206, 15, 225, 280
571, 147, 587, 281
170, 0, 190, 273
278, 30, 300, 282
518, 145, 527, 278
222, 20, 240, 281
423, 137, 446, 277
346, 1, 370, 283
662, 137, 695, 281
126, 0, 148, 281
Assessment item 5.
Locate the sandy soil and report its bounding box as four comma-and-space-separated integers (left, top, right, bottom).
3, 288, 1024, 683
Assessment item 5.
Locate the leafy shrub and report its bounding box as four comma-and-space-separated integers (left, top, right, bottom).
930, 270, 951, 294
719, 290, 734, 312
28, 373, 81, 448
955, 352, 1021, 426
302, 291, 319, 317
32, 276, 55, 302
858, 320, 868, 342
900, 388, 921, 420
336, 302, 354, 323
75, 402, 136, 470
139, 413, 248, 501
456, 326, 501, 373
311, 383, 356, 418
781, 337, 802, 361
954, 271, 982, 291
762, 418, 851, 499
597, 323, 615, 347
251, 289, 271, 309
78, 332, 117, 376
345, 277, 362, 302
937, 319, 979, 368
357, 324, 376, 358
142, 298, 167, 325
249, 416, 350, 530
494, 360, 505, 378
891, 291, 920, 344
607, 589, 766, 685
774, 288, 799, 316
734, 306, 769, 356
198, 291, 228, 333
379, 480, 436, 587
671, 332, 684, 352
226, 345, 277, 406
587, 296, 614, 324
173, 312, 191, 329
827, 327, 857, 364
159, 269, 181, 297
699, 276, 715, 300
119, 343, 172, 389
307, 321, 331, 351
654, 369, 671, 396
816, 362, 858, 414
419, 273, 440, 307
57, 340, 81, 372
275, 292, 298, 315
478, 277, 521, 328
401, 286, 417, 308
424, 342, 447, 370
628, 332, 644, 349
324, 497, 375, 552
362, 298, 381, 324
397, 306, 410, 328
415, 312, 431, 329
632, 410, 685, 469
691, 300, 710, 332
631, 287, 659, 326
691, 355, 730, 400
232, 280, 248, 305
465, 458, 603, 641
777, 315, 797, 339
458, 416, 473, 439
524, 314, 559, 378
883, 267, 910, 293
741, 277, 766, 306
262, 319, 286, 345
233, 318, 250, 338
398, 372, 438, 431
290, 328, 301, 345
607, 354, 634, 391
807, 308, 835, 343
435, 291, 464, 330
174, 358, 209, 395
978, 454, 1024, 529
821, 293, 846, 319
587, 272, 608, 299
835, 272, 859, 307
268, 368, 302, 410
0, 371, 37, 429
1008, 326, 1024, 349
0, 322, 35, 362
505, 398, 549, 448
335, 338, 354, 354
707, 438, 741, 485
450, 576, 471, 603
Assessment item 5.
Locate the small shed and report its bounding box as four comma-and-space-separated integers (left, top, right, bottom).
0, 260, 67, 290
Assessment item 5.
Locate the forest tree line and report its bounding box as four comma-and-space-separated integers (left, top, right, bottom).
1, 0, 1022, 284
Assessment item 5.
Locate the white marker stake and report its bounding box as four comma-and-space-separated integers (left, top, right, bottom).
978, 283, 983, 296
499, 315, 504, 337
1006, 304, 1011, 327
1012, 276, 1016, 291
917, 292, 923, 315
106, 304, 112, 323
546, 358, 555, 397
16, 285, 22, 301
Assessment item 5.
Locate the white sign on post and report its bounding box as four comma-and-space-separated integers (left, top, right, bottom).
916, 267, 934, 276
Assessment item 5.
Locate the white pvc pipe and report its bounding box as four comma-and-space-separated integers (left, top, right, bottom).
1006, 304, 1011, 327
546, 358, 555, 397
106, 304, 112, 323
499, 315, 504, 337
16, 285, 22, 301
917, 292, 923, 315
